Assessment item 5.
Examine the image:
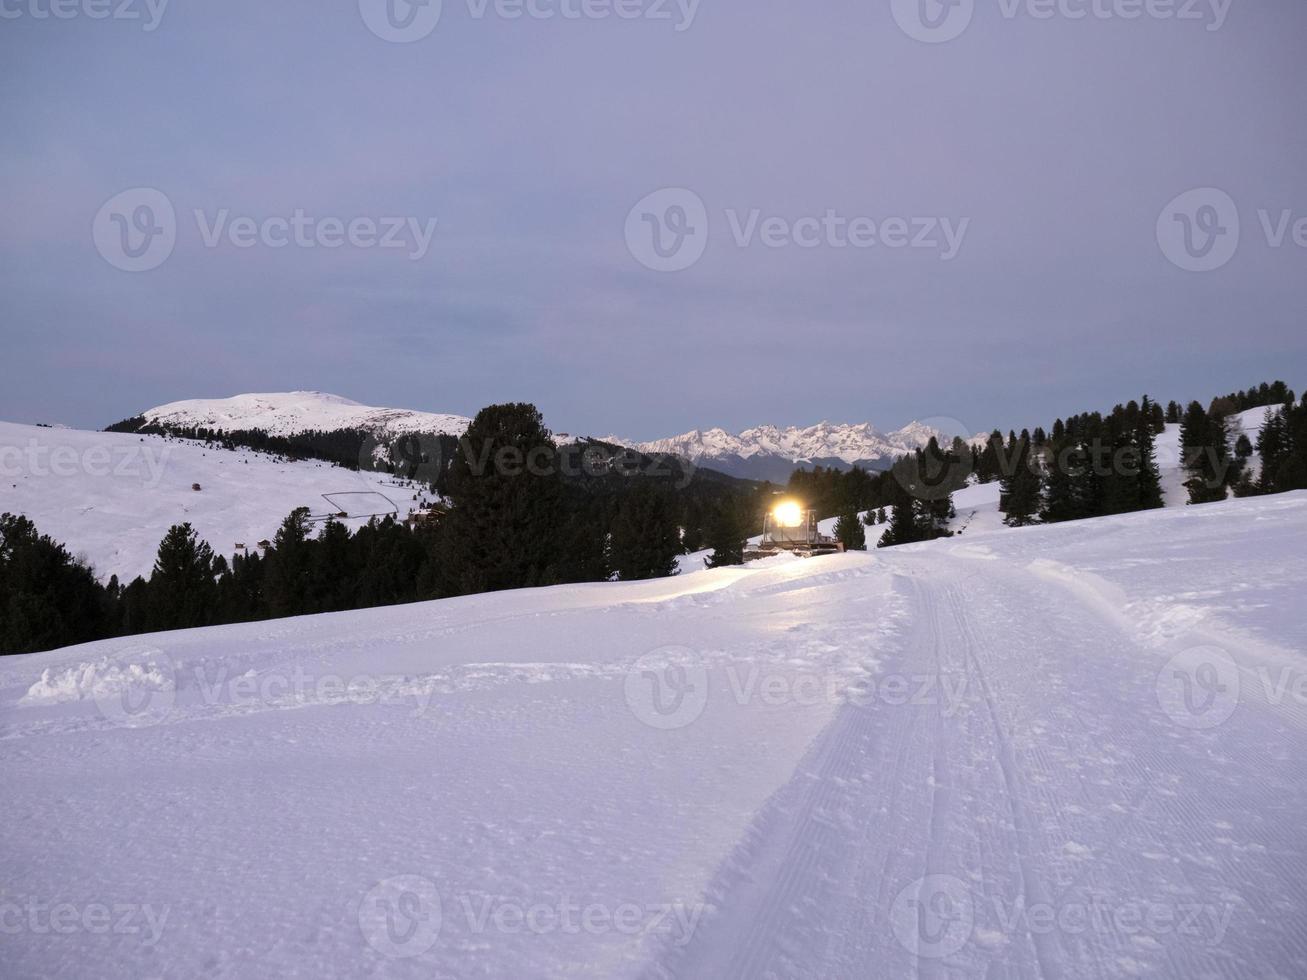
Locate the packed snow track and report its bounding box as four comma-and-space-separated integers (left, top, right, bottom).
3, 493, 1306, 978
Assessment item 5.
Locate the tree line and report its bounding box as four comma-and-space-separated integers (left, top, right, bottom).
3, 404, 768, 655
8, 385, 1305, 654
990, 380, 1305, 525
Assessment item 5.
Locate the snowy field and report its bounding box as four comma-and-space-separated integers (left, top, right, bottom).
0, 422, 427, 582
3, 491, 1305, 978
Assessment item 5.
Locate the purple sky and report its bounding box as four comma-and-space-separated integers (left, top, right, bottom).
1, 0, 1304, 440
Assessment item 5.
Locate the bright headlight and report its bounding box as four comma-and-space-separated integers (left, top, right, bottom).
773, 501, 804, 528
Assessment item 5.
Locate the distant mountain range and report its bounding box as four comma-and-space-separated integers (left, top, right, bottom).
132, 392, 956, 481
608, 421, 955, 481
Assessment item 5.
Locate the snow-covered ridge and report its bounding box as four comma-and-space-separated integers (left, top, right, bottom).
616, 420, 956, 466
140, 391, 471, 439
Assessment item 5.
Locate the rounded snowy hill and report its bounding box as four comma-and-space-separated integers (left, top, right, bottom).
141, 391, 471, 439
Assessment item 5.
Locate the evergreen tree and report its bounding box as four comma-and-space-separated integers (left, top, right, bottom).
1180, 401, 1230, 504
1256, 409, 1290, 494
263, 508, 315, 616
1000, 432, 1041, 526
976, 430, 1005, 484
704, 504, 747, 568
609, 482, 681, 580
877, 501, 921, 548
1134, 402, 1164, 510
0, 513, 107, 654
437, 403, 571, 596
146, 523, 217, 630
834, 509, 866, 551
215, 550, 264, 624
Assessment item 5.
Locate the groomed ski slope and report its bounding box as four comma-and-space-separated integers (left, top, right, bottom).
3, 493, 1306, 978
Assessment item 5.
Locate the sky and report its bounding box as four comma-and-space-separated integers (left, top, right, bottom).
1, 0, 1304, 441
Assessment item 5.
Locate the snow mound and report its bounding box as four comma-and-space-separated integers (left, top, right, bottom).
21, 655, 173, 706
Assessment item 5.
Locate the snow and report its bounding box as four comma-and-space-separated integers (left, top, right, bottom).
141, 390, 471, 439
625, 419, 961, 467
0, 421, 429, 582
3, 491, 1306, 978
1154, 405, 1273, 506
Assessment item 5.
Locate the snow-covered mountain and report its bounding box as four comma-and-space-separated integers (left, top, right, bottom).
4, 491, 1306, 978
611, 420, 966, 481
140, 391, 471, 439
136, 392, 962, 481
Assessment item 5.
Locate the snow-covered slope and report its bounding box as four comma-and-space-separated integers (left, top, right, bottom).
3, 492, 1306, 978
1155, 404, 1273, 505
140, 391, 471, 439
0, 421, 430, 581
